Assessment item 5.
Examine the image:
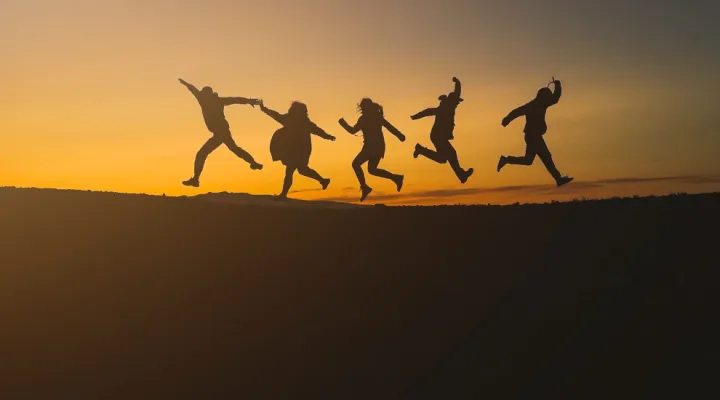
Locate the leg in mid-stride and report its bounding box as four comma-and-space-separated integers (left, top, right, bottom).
183, 132, 263, 188
415, 140, 473, 184
353, 151, 404, 202
497, 134, 572, 187
278, 164, 330, 199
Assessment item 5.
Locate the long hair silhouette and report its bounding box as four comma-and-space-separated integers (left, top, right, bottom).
339, 98, 405, 202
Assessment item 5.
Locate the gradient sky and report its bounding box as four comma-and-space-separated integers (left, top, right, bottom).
3, 0, 719, 204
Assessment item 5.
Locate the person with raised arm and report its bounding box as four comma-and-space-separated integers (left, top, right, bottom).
258, 100, 336, 199
178, 79, 263, 188
339, 98, 406, 202
411, 77, 474, 184
497, 77, 573, 187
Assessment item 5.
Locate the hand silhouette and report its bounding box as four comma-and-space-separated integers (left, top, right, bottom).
501, 118, 510, 127
179, 79, 187, 85
398, 134, 406, 142
452, 77, 460, 83
338, 118, 346, 125
328, 135, 336, 141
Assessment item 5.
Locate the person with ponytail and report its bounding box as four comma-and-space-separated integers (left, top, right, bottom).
339, 98, 406, 202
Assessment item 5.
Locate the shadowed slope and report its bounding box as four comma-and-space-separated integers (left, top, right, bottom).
0, 188, 717, 398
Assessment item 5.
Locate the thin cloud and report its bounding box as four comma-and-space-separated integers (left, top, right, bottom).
315, 174, 720, 204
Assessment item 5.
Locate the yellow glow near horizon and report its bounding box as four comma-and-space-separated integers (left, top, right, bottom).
2, 1, 719, 205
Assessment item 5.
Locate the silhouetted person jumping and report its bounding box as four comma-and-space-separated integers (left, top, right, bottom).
178, 79, 263, 188
259, 100, 336, 199
498, 78, 573, 187
411, 77, 474, 184
339, 98, 406, 202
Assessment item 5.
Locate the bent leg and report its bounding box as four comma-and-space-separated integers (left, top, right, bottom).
505, 141, 536, 166
367, 157, 400, 183
416, 144, 447, 164
193, 137, 223, 179
352, 152, 371, 188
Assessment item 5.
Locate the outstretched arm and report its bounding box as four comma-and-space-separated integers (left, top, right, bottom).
179, 79, 200, 96
221, 97, 261, 107
339, 117, 362, 134
259, 102, 284, 124
549, 80, 562, 106
411, 107, 437, 120
382, 118, 406, 142
452, 76, 461, 98
310, 122, 336, 141
502, 104, 528, 127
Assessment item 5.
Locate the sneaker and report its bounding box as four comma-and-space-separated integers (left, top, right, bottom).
321, 178, 331, 190
182, 177, 199, 187
556, 176, 574, 187
459, 168, 474, 184
497, 156, 507, 172
360, 186, 373, 202
394, 175, 404, 192
413, 144, 422, 159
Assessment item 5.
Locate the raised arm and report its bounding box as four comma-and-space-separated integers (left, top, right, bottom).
452, 76, 461, 98
310, 122, 336, 141
502, 103, 528, 127
410, 107, 437, 120
221, 97, 261, 107
179, 79, 200, 97
548, 80, 562, 106
339, 116, 362, 134
259, 102, 285, 124
382, 118, 406, 142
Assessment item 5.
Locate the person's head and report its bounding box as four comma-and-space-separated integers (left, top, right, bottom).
357, 98, 384, 117
288, 101, 308, 118
201, 86, 218, 98
438, 92, 463, 108
536, 87, 553, 105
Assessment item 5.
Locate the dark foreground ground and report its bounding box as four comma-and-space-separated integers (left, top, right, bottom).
0, 188, 718, 398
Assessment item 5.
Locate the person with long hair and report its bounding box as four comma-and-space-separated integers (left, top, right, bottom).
339, 98, 406, 202
259, 100, 336, 199
178, 79, 263, 188
411, 77, 474, 184
498, 78, 573, 187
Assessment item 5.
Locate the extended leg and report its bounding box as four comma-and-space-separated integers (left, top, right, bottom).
222, 135, 263, 170
538, 150, 572, 186
443, 144, 473, 184
183, 137, 222, 187
298, 166, 331, 190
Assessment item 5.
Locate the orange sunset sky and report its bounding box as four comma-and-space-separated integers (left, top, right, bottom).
3, 0, 719, 205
